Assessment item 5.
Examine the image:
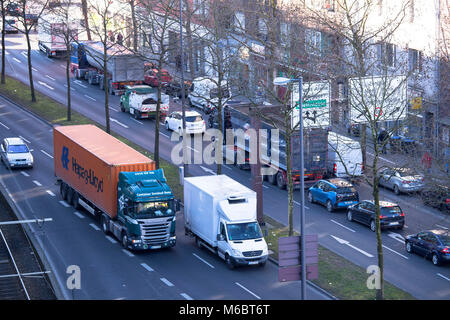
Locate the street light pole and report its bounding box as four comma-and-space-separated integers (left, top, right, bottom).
273, 76, 305, 300
179, 0, 187, 177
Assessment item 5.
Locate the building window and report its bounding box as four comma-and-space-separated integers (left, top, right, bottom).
193, 0, 209, 17
323, 0, 334, 11
409, 48, 422, 73
258, 18, 268, 40
379, 42, 396, 68
141, 30, 151, 48
280, 22, 290, 46
305, 28, 321, 56
234, 11, 245, 32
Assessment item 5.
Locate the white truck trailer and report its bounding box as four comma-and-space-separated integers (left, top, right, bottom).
38, 14, 79, 58
327, 132, 363, 178
184, 175, 268, 269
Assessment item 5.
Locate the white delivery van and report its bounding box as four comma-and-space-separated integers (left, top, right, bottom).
327, 132, 363, 178
188, 77, 230, 114
184, 175, 268, 269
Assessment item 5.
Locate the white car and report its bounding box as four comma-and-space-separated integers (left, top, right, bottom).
164, 111, 206, 135
0, 137, 34, 169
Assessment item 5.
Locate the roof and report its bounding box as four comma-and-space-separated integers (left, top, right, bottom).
428, 229, 450, 236
185, 175, 255, 200
55, 125, 153, 166
5, 137, 25, 145
175, 110, 201, 117
367, 200, 398, 207
327, 178, 353, 187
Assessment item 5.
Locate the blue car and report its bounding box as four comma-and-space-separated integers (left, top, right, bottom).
405, 229, 450, 266
308, 178, 359, 212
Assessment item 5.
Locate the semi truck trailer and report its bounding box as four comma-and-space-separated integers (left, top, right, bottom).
184, 175, 268, 269
53, 124, 177, 251
70, 41, 145, 95
38, 14, 79, 58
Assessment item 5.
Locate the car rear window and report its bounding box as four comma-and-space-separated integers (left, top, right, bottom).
186, 115, 203, 122
381, 206, 402, 215
336, 187, 356, 194
8, 144, 29, 153
439, 235, 450, 246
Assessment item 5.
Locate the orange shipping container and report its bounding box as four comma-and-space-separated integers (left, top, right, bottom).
53, 125, 155, 219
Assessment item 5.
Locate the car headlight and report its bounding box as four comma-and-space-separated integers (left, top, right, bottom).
232, 249, 242, 257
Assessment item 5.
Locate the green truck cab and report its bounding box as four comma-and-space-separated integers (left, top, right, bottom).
120, 85, 170, 120
112, 169, 177, 250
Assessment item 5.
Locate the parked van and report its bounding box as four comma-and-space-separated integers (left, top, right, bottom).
4, 16, 18, 33
188, 77, 230, 114
327, 132, 363, 178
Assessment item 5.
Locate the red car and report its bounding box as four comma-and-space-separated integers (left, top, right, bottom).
144, 68, 172, 87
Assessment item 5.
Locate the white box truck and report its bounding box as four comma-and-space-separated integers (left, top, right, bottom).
327, 132, 363, 178
184, 175, 268, 269
38, 14, 79, 58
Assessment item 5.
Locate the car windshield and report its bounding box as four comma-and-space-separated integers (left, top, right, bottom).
186, 115, 203, 122
7, 144, 29, 153
336, 187, 356, 194
226, 222, 262, 241
438, 235, 450, 246
397, 170, 413, 177
381, 206, 402, 215
134, 200, 174, 218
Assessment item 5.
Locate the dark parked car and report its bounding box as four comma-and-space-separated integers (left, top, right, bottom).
421, 184, 450, 213
164, 80, 192, 98
347, 123, 360, 136
405, 229, 450, 266
308, 178, 359, 212
347, 200, 405, 232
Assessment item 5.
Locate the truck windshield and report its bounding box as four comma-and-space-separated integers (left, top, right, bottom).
226, 222, 262, 241
134, 200, 175, 218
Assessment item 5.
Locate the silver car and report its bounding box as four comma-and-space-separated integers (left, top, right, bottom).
0, 137, 34, 169
378, 167, 424, 195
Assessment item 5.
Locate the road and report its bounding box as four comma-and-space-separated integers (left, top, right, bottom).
1, 32, 450, 300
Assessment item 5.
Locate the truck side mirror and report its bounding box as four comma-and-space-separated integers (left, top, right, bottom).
217, 234, 225, 241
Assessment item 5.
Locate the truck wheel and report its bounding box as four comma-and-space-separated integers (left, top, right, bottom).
225, 254, 235, 270
121, 232, 129, 249
267, 173, 277, 185
101, 216, 110, 235
134, 111, 140, 120
67, 187, 74, 204
195, 237, 202, 249
120, 103, 125, 112
60, 183, 68, 200
71, 191, 80, 210
276, 172, 286, 190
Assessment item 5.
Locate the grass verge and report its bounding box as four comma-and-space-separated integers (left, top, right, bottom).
0, 76, 415, 300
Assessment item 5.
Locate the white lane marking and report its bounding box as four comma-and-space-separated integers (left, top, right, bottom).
293, 201, 310, 210
131, 118, 144, 125
110, 118, 129, 128
180, 293, 193, 300
436, 225, 448, 230
187, 146, 199, 153
331, 235, 374, 258
330, 219, 356, 233
160, 132, 169, 138
20, 171, 30, 177
73, 211, 84, 219
89, 223, 101, 231
160, 278, 174, 287
59, 200, 70, 208
140, 263, 153, 272
200, 165, 216, 175
263, 184, 269, 189
46, 75, 55, 81
21, 51, 27, 57
192, 253, 215, 269
388, 232, 405, 244
382, 245, 409, 259
437, 273, 450, 282
33, 180, 42, 187
59, 64, 66, 69
122, 249, 134, 257
32, 67, 38, 72
40, 150, 54, 159
109, 106, 118, 112
74, 80, 87, 88
0, 121, 10, 129
367, 152, 396, 165
63, 84, 76, 91
38, 81, 54, 90
105, 235, 118, 244
13, 57, 21, 63
235, 282, 261, 300
46, 190, 56, 197
84, 94, 96, 101
223, 164, 232, 170
18, 136, 31, 143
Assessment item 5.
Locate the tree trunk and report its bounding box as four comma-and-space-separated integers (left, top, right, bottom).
1, 0, 5, 84
25, 30, 36, 102
372, 150, 384, 300
129, 0, 138, 52
66, 43, 71, 121
81, 0, 91, 40
103, 49, 110, 134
